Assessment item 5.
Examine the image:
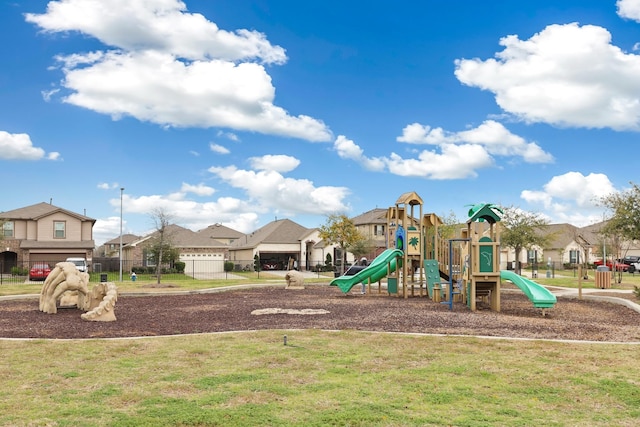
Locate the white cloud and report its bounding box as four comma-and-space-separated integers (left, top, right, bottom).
458, 121, 553, 163
217, 130, 239, 141
335, 135, 365, 158
455, 23, 640, 131
336, 134, 493, 179
398, 120, 553, 163
0, 131, 54, 161
109, 191, 259, 236
27, 0, 332, 142
544, 172, 615, 207
617, 0, 640, 21
41, 88, 60, 102
180, 182, 215, 196
209, 143, 230, 154
396, 123, 453, 145
249, 154, 300, 173
385, 143, 494, 179
97, 182, 120, 190
333, 135, 385, 171
521, 172, 617, 226
25, 0, 287, 64
334, 120, 551, 180
95, 158, 350, 244
520, 190, 553, 208
92, 216, 126, 246
208, 165, 350, 216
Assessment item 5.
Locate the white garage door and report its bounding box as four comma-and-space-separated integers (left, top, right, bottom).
180, 253, 225, 279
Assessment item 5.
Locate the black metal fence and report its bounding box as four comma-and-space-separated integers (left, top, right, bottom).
8, 258, 629, 285
0, 259, 335, 285
507, 260, 640, 278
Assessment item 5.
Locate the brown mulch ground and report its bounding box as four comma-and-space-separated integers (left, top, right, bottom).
1, 285, 639, 342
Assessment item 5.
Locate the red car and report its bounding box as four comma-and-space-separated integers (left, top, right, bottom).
29, 263, 52, 281
593, 259, 629, 271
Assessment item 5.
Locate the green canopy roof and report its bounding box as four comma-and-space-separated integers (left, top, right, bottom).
466, 203, 503, 224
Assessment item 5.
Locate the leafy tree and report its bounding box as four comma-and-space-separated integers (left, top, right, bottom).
318, 214, 365, 274
253, 254, 261, 274
224, 261, 234, 273
500, 206, 550, 275
438, 210, 462, 240
566, 226, 592, 279
174, 261, 185, 273
348, 237, 377, 264
148, 208, 175, 284
600, 182, 640, 241
599, 182, 640, 282
324, 253, 333, 271
147, 243, 179, 269
423, 210, 461, 259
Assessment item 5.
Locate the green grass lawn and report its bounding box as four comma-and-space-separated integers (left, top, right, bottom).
0, 272, 334, 296
535, 269, 640, 290
2, 268, 638, 297
1, 331, 639, 426
1, 271, 638, 426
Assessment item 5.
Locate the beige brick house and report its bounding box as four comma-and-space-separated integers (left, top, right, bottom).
122, 224, 229, 277
351, 208, 389, 261
0, 202, 95, 273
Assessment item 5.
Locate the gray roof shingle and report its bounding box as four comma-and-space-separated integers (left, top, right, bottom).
137, 224, 227, 248
1, 202, 96, 222
230, 219, 309, 249
351, 208, 387, 225
196, 224, 245, 240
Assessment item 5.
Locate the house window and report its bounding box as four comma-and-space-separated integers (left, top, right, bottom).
53, 221, 66, 239
2, 221, 13, 238
528, 250, 538, 263
144, 249, 156, 267
374, 225, 385, 236
569, 250, 580, 264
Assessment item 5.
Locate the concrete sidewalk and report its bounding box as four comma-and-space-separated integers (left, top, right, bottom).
546, 286, 640, 314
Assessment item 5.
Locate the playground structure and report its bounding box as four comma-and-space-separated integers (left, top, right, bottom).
386, 192, 426, 298
463, 203, 503, 311
330, 192, 557, 313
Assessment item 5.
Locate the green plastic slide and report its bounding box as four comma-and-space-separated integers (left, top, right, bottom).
330, 248, 403, 293
499, 270, 557, 308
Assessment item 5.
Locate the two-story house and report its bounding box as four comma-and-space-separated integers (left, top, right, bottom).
0, 202, 95, 273
351, 208, 389, 261
96, 234, 141, 258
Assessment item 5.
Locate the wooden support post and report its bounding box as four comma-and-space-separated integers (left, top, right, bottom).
578, 265, 583, 300
433, 283, 441, 303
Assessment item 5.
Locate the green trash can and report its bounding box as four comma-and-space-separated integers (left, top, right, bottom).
387, 277, 398, 294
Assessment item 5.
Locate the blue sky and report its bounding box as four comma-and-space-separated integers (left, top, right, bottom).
2, 0, 640, 246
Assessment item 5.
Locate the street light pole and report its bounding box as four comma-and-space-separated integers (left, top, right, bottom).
119, 187, 124, 282
602, 212, 606, 268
